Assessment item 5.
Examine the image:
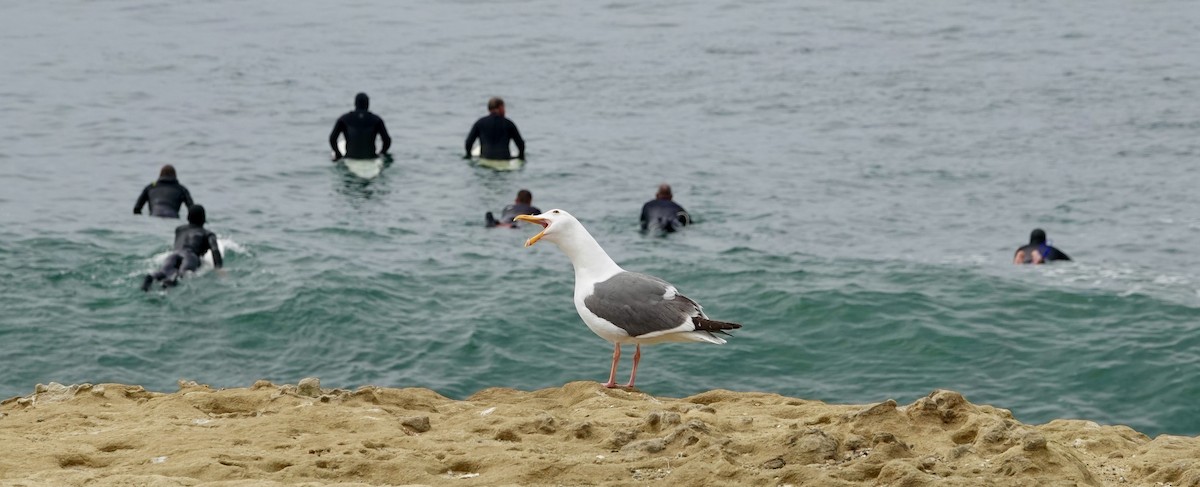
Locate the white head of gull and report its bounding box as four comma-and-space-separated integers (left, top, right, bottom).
515, 209, 741, 389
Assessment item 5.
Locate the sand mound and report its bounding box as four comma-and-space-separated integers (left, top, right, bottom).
2, 380, 1198, 486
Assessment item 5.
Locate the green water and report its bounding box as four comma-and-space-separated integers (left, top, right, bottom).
1, 0, 1199, 436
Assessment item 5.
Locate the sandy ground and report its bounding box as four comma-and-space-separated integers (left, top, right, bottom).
2, 379, 1199, 486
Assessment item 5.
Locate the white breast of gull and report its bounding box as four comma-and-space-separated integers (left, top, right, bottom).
515, 209, 741, 389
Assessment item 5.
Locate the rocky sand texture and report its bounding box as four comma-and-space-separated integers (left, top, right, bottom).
2, 379, 1199, 486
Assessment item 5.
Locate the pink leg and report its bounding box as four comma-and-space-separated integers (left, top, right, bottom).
624, 345, 642, 388
603, 344, 621, 388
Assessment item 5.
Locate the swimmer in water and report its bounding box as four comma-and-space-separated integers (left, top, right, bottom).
330, 93, 391, 161
141, 205, 223, 291
486, 189, 542, 228
133, 164, 194, 219
640, 184, 691, 233
1013, 228, 1071, 264
464, 97, 525, 161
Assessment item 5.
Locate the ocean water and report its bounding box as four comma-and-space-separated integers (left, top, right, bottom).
2, 0, 1199, 437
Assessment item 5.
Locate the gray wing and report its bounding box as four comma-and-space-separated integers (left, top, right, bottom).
584, 271, 701, 337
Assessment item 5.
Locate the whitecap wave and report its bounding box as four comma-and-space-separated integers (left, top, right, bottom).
1027, 261, 1195, 305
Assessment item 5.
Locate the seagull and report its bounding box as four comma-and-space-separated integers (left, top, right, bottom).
515, 209, 741, 389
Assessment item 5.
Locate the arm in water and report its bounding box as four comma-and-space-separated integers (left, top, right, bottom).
377, 118, 392, 156
329, 118, 346, 161
207, 232, 225, 276
134, 185, 150, 215
464, 120, 481, 159
182, 186, 194, 212
510, 120, 525, 160
208, 232, 223, 269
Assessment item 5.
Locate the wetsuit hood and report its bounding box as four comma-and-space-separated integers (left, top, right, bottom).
355, 93, 369, 110
1029, 229, 1047, 245
188, 205, 206, 225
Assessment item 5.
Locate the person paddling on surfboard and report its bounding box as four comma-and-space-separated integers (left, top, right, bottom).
141, 205, 224, 291
133, 164, 194, 219
640, 184, 691, 233
464, 97, 525, 161
486, 189, 542, 228
330, 93, 391, 161
1013, 228, 1071, 264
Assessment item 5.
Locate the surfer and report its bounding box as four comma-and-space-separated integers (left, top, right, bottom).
1013, 228, 1071, 264
330, 93, 391, 161
141, 205, 223, 291
464, 97, 525, 161
133, 165, 194, 219
486, 189, 541, 228
640, 184, 691, 233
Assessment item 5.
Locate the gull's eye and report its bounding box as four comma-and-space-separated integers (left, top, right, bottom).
552, 210, 560, 214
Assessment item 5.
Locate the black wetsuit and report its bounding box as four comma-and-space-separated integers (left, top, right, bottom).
143, 224, 223, 290
486, 203, 541, 227
1014, 243, 1071, 263
465, 114, 525, 160
133, 178, 194, 218
330, 109, 391, 159
640, 199, 691, 232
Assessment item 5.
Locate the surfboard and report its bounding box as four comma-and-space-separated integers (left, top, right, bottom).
336, 139, 384, 179
477, 158, 525, 171
342, 158, 383, 179
469, 144, 524, 171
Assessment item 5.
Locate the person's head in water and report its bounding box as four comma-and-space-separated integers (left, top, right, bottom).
355, 92, 369, 111
159, 164, 177, 180
1029, 228, 1047, 245
1014, 227, 1070, 265
488, 97, 505, 116
516, 189, 532, 205
188, 205, 206, 226
656, 184, 673, 200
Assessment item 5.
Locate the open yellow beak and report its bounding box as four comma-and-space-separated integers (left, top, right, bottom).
514, 215, 549, 247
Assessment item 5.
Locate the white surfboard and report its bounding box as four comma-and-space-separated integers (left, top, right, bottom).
470, 144, 524, 171
343, 157, 383, 179
477, 158, 525, 171
337, 139, 384, 179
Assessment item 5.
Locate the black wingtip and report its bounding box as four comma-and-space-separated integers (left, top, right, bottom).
695, 317, 742, 333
